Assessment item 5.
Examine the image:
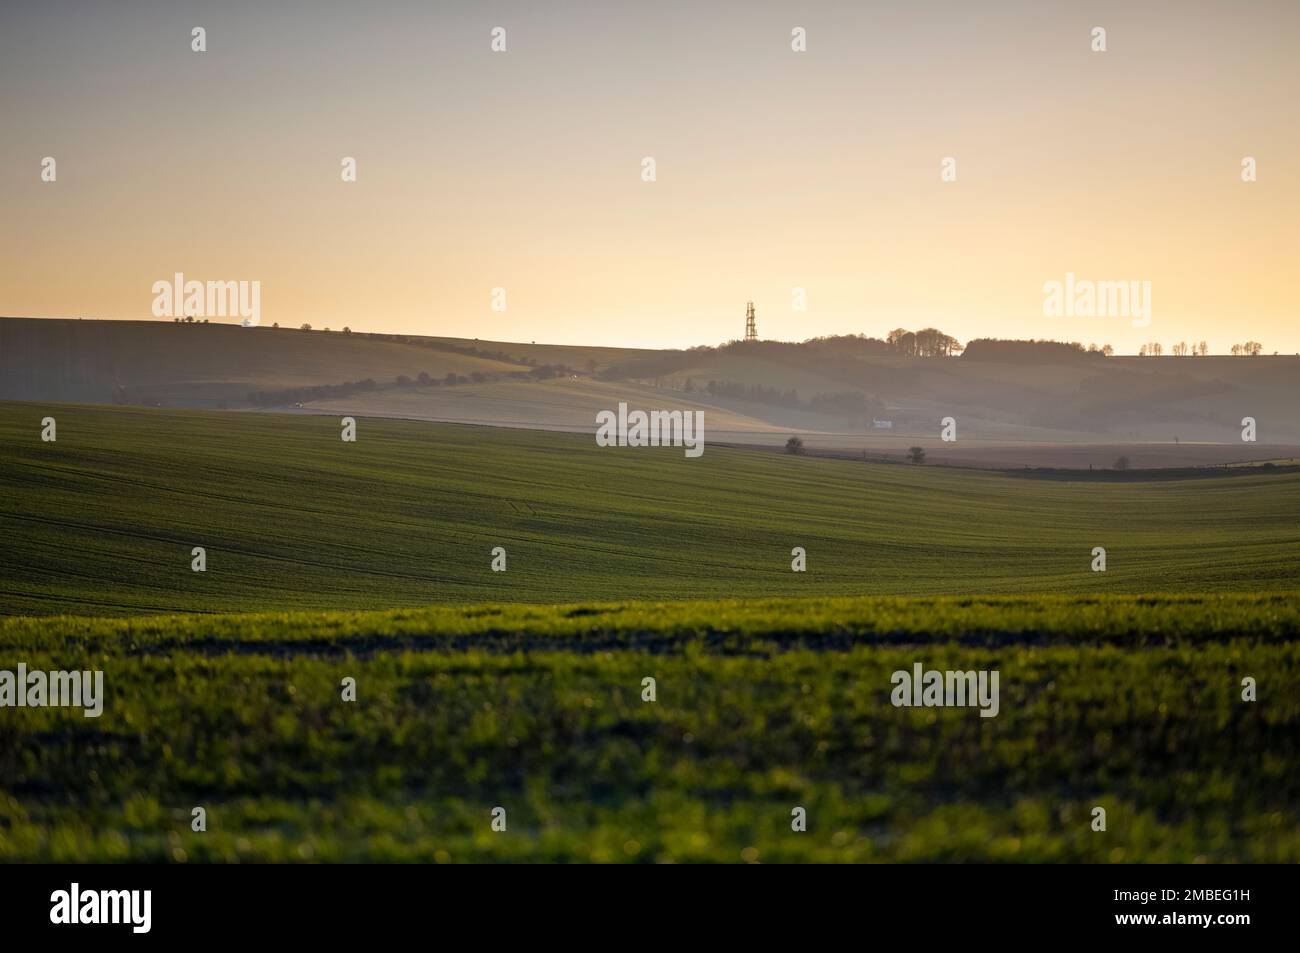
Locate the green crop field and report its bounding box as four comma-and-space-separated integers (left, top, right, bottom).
3, 401, 1300, 616
0, 594, 1296, 862
1, 402, 1297, 862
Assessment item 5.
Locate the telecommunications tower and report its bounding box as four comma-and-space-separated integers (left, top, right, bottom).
744, 301, 757, 342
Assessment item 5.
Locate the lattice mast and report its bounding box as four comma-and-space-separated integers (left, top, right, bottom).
744, 301, 757, 342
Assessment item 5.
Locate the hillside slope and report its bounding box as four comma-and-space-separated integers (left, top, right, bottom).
0, 318, 524, 407
3, 401, 1299, 617
5, 317, 1298, 446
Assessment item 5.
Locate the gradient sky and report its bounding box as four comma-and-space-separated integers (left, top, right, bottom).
2, 0, 1297, 352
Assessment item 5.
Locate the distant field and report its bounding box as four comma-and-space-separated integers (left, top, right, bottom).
4, 401, 1300, 616
298, 376, 1300, 467
1, 593, 1295, 861
297, 376, 845, 437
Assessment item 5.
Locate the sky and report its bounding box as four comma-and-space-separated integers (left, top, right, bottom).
2, 0, 1297, 353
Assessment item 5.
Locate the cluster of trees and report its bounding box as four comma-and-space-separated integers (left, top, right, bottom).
247, 378, 379, 406
962, 339, 1112, 361
706, 380, 801, 406
885, 327, 962, 357
604, 328, 1057, 383
396, 371, 487, 387
799, 334, 900, 355
1231, 342, 1265, 356
765, 328, 963, 358
395, 362, 576, 384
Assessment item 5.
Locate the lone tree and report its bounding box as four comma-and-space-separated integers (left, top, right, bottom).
908, 446, 926, 465
785, 435, 804, 455
1114, 455, 1130, 471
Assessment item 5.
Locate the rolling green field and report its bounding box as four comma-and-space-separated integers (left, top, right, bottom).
2, 402, 1297, 862
3, 401, 1300, 616
1, 594, 1296, 862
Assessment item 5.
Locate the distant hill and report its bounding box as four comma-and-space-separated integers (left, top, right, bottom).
3, 316, 1298, 447
0, 318, 531, 407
